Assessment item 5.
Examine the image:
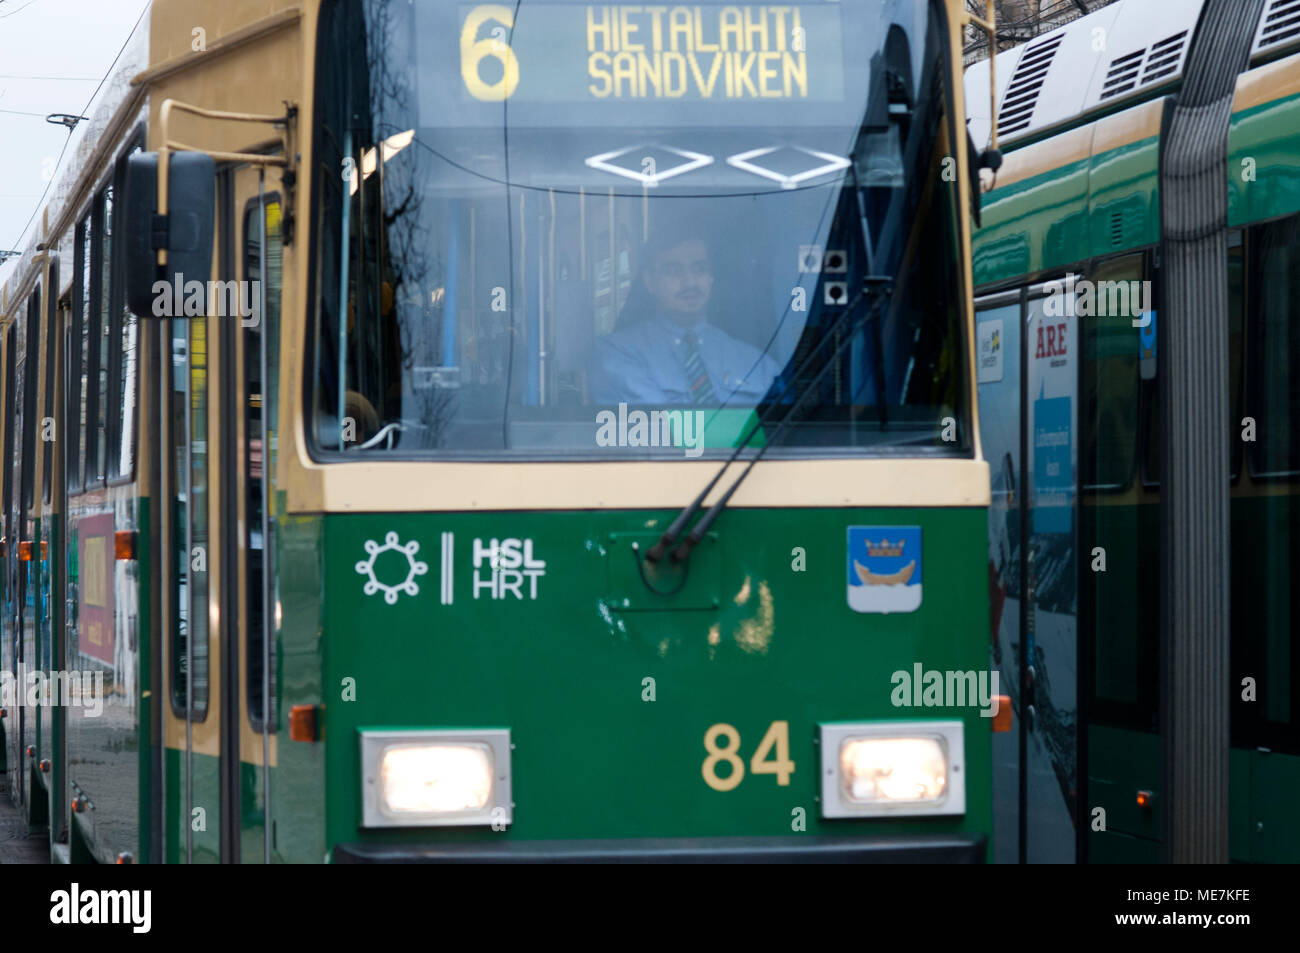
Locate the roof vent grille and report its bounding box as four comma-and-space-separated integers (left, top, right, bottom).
1259, 0, 1300, 51
1099, 48, 1145, 100
998, 32, 1064, 137
1141, 31, 1188, 84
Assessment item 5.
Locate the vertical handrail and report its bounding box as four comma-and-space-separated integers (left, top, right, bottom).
257, 169, 272, 865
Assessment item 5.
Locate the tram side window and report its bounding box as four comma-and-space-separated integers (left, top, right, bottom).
169, 312, 210, 720
2, 326, 14, 547
42, 267, 61, 505
109, 145, 142, 480
244, 198, 282, 732
1248, 216, 1300, 477
1082, 253, 1144, 491
114, 307, 137, 480
1084, 253, 1155, 726
1239, 216, 1298, 747
96, 185, 113, 482
69, 217, 90, 492
22, 287, 41, 512
82, 192, 106, 488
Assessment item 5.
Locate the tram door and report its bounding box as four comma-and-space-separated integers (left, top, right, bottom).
165, 285, 220, 861
1, 323, 19, 804
10, 291, 39, 819
162, 159, 283, 864
977, 281, 1080, 863
227, 164, 283, 863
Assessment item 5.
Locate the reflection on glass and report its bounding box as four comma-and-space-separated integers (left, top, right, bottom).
311, 0, 967, 458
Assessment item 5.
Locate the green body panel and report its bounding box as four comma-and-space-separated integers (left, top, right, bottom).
1082, 501, 1155, 710
310, 507, 991, 854
1229, 86, 1300, 226
1085, 133, 1161, 257
1087, 725, 1299, 863
974, 158, 1089, 286
164, 747, 222, 863
1086, 724, 1160, 847
137, 499, 152, 863
974, 132, 1162, 287
270, 515, 327, 863
1248, 748, 1300, 863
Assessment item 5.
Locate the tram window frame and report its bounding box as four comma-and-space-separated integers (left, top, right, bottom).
169, 313, 211, 723
107, 132, 145, 485
1080, 251, 1145, 494
2, 326, 14, 546
94, 181, 114, 485
243, 194, 282, 734
69, 217, 89, 493
1139, 232, 1245, 487
107, 143, 143, 483
1245, 215, 1300, 481
22, 284, 41, 514
83, 190, 106, 490
42, 260, 61, 505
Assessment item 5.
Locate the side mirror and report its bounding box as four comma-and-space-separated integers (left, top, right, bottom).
980, 148, 1004, 172
123, 151, 215, 317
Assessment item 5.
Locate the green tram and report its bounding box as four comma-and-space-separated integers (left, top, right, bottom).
967, 0, 1300, 862
0, 0, 1002, 863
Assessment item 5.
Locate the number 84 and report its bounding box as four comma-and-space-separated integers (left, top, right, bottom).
702, 721, 794, 792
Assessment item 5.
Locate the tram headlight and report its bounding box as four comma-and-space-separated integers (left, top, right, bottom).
360, 729, 512, 828
818, 721, 965, 818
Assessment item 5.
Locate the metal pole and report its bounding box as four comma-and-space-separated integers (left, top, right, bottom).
258, 169, 272, 864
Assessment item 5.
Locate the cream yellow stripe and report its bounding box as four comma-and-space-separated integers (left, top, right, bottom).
989, 97, 1165, 191
1233, 49, 1300, 112
285, 457, 990, 512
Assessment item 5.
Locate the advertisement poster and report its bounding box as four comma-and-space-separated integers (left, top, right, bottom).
78, 513, 116, 668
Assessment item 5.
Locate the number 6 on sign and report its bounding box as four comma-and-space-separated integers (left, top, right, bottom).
701, 721, 795, 791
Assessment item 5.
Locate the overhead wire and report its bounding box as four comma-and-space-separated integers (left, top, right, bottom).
4, 0, 148, 256
0, 0, 42, 20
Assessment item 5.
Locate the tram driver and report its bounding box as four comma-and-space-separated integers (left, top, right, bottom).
591, 223, 781, 406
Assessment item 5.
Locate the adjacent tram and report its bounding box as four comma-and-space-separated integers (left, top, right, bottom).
967, 0, 1300, 863
1, 0, 998, 863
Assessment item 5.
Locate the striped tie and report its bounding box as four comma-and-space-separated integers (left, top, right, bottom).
680, 330, 717, 404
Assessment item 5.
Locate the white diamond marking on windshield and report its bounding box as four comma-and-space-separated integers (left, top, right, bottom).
726, 147, 852, 190
584, 144, 714, 186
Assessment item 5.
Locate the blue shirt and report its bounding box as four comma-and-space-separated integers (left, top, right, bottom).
591, 313, 782, 405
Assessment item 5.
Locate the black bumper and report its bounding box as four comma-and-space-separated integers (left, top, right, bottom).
333, 833, 986, 864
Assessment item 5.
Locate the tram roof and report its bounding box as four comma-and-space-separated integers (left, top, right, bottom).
965, 0, 1300, 153
1, 4, 151, 319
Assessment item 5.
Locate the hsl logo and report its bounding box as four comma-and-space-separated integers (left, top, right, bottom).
846, 526, 922, 614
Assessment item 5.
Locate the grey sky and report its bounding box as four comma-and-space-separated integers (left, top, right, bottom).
0, 0, 148, 289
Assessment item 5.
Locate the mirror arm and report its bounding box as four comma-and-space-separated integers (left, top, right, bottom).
965, 0, 999, 154
155, 97, 294, 267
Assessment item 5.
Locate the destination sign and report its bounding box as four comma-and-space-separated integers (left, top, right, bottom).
457, 4, 845, 104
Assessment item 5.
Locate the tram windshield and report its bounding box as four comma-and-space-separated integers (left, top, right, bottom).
311, 0, 969, 458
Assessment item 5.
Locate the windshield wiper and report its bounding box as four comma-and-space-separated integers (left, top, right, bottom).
644, 276, 895, 567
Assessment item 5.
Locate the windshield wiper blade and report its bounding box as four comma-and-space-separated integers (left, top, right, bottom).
644, 276, 895, 566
